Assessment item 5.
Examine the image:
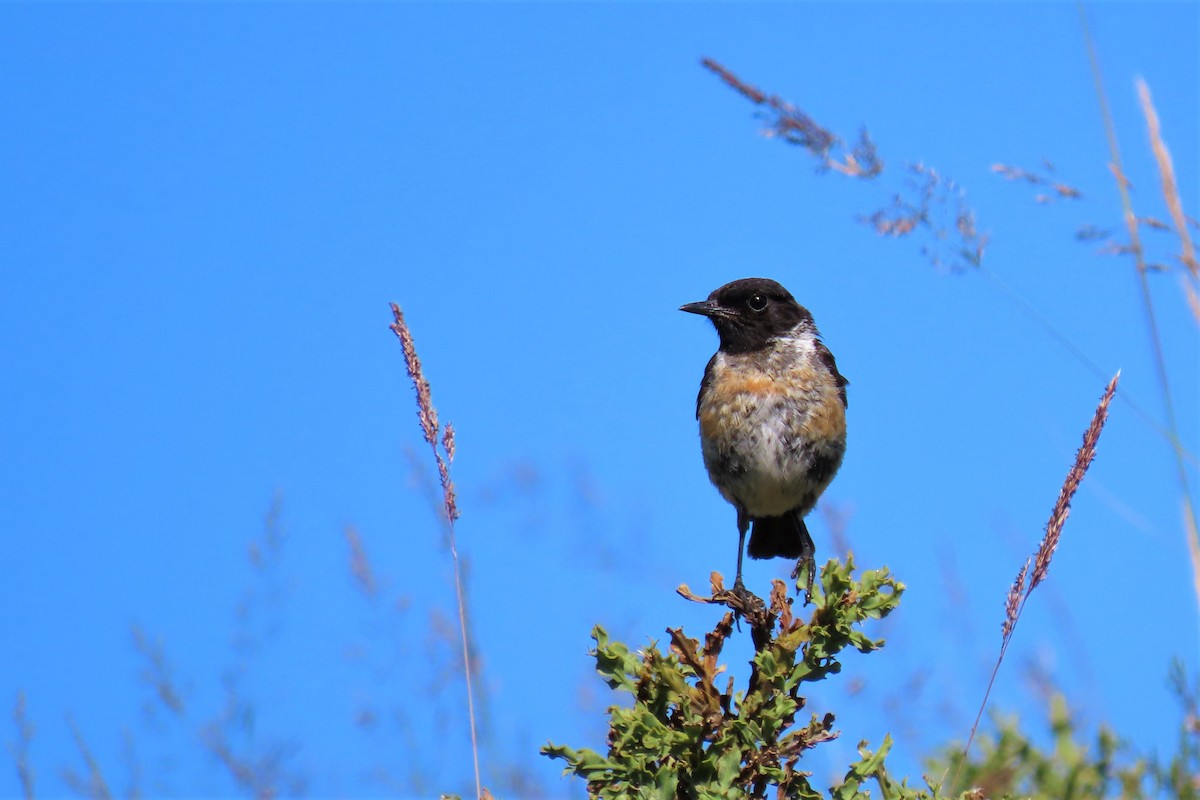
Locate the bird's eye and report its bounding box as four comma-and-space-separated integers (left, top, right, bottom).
747, 294, 768, 312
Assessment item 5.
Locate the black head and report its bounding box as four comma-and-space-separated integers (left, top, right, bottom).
680, 277, 813, 353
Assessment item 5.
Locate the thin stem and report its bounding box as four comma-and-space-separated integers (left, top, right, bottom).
447, 515, 482, 800
1079, 4, 1200, 620
979, 265, 1193, 465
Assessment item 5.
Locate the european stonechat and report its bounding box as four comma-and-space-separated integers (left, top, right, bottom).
681, 278, 848, 596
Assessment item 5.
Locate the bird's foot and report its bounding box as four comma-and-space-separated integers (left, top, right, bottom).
730, 576, 752, 603
791, 554, 817, 605
727, 577, 764, 618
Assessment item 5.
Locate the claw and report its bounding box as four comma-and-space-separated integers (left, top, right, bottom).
791, 527, 817, 603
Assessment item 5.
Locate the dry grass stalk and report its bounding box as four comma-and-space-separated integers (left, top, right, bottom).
119, 729, 141, 800
200, 723, 275, 800
708, 58, 995, 274
1029, 373, 1117, 592
1138, 75, 1200, 322
344, 525, 378, 599
1081, 11, 1200, 616
63, 715, 112, 800
701, 58, 997, 272
1137, 78, 1198, 280
953, 373, 1119, 791
700, 57, 880, 178
862, 163, 987, 271
700, 57, 836, 158
11, 692, 35, 800
1185, 285, 1200, 323
991, 162, 1083, 203
131, 625, 185, 716
247, 492, 285, 571
390, 304, 459, 523
1000, 559, 1028, 642
388, 302, 481, 799
985, 159, 1195, 463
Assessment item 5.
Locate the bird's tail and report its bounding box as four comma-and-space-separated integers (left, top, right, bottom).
747, 512, 810, 559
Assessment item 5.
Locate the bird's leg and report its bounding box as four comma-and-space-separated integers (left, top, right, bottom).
733, 509, 750, 592
726, 509, 761, 616
791, 521, 817, 601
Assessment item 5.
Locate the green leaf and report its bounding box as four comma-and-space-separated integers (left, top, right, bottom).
546, 558, 916, 798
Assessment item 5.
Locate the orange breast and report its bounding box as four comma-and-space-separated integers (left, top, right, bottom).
801, 394, 847, 442
698, 370, 781, 440
698, 359, 845, 444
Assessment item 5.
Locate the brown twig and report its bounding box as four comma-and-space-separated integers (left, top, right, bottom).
953, 372, 1118, 791
678, 572, 770, 627
678, 574, 803, 694
388, 302, 480, 799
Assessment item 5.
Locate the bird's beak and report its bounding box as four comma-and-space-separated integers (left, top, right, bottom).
680, 300, 722, 317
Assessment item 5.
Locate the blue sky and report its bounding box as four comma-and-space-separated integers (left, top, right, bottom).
1, 3, 1197, 797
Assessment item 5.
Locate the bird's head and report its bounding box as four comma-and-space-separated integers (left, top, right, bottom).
680, 277, 812, 353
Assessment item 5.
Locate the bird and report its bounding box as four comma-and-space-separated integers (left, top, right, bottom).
680, 277, 848, 597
